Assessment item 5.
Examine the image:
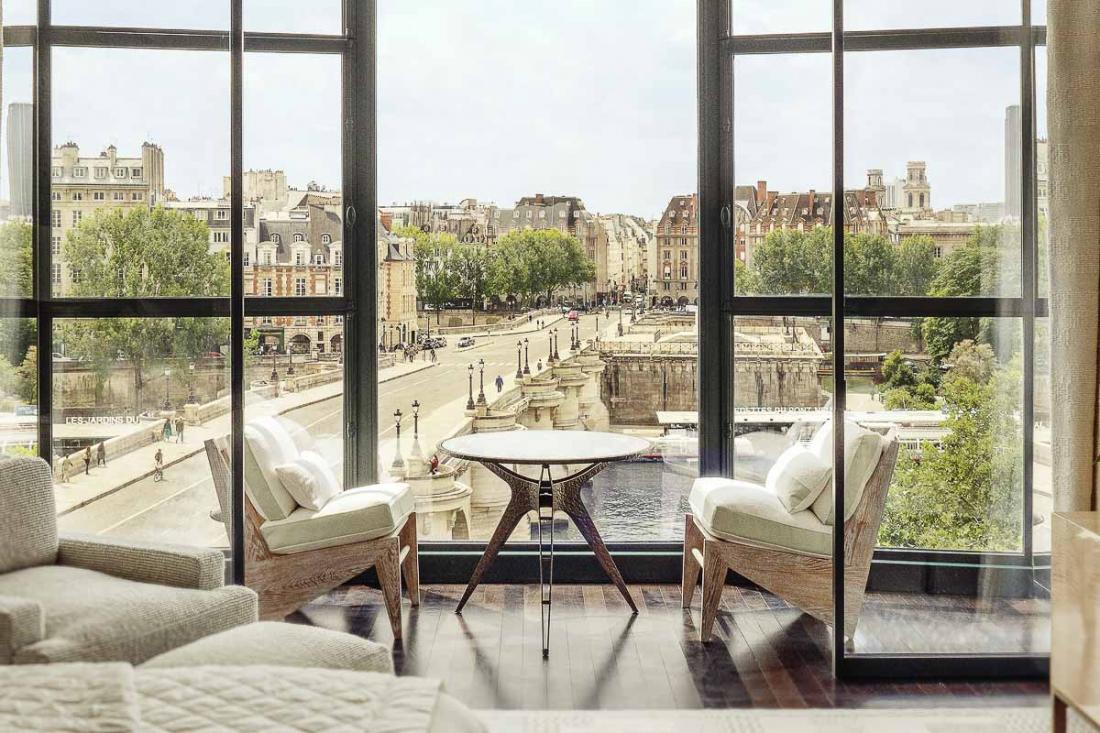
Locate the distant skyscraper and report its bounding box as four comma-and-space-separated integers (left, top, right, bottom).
6, 103, 33, 218
1005, 104, 1022, 218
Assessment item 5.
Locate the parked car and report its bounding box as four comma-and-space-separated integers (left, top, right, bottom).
423, 336, 447, 348
457, 336, 475, 348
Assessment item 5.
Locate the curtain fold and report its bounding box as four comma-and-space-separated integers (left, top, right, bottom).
1049, 0, 1100, 511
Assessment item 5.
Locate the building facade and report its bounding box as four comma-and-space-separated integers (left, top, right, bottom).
654, 194, 699, 307
50, 142, 165, 294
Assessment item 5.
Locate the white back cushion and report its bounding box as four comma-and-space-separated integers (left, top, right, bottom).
275, 450, 341, 511
807, 420, 884, 524
765, 445, 831, 513
243, 416, 301, 520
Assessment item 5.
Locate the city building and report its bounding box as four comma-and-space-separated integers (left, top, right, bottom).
49, 142, 165, 293
599, 213, 655, 302
740, 181, 888, 267
378, 218, 418, 349
165, 197, 258, 259
223, 169, 290, 213
654, 194, 699, 307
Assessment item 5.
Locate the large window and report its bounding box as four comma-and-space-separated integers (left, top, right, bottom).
714, 0, 1048, 672
377, 0, 698, 543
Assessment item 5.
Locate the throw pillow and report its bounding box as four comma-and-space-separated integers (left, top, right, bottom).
766, 445, 832, 513
275, 451, 341, 511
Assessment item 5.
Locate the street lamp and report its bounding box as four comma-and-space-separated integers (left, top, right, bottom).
287, 348, 296, 376
163, 367, 172, 410
523, 338, 530, 375
552, 328, 560, 361
515, 340, 523, 379
466, 364, 476, 410
411, 399, 420, 439
391, 408, 404, 470
425, 315, 430, 340
548, 330, 555, 363
270, 350, 278, 383
476, 358, 487, 406
187, 362, 197, 404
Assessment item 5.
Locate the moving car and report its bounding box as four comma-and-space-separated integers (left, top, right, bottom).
567, 310, 579, 322
457, 336, 475, 348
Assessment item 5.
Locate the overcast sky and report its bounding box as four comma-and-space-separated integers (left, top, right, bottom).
1, 1, 1045, 218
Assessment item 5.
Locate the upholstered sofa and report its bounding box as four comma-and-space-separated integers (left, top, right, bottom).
0, 456, 258, 665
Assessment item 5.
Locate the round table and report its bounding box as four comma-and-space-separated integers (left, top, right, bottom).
440, 430, 650, 656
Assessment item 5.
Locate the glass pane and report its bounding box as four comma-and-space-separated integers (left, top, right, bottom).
243, 314, 345, 486
5, 1, 36, 24
243, 53, 342, 284
52, 47, 230, 297
1033, 0, 1048, 25
52, 318, 231, 549
0, 46, 33, 297
1036, 45, 1049, 298
844, 47, 1021, 296
734, 53, 832, 294
731, 0, 830, 35
1034, 316, 1050, 552
245, 0, 343, 35
0, 318, 37, 458
52, 0, 228, 29
378, 0, 697, 543
845, 0, 1019, 31
842, 316, 1047, 655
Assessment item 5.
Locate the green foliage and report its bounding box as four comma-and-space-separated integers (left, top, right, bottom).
880, 349, 917, 390
57, 207, 230, 412
404, 228, 459, 320
894, 236, 940, 296
879, 355, 1023, 551
746, 227, 831, 295
0, 220, 32, 298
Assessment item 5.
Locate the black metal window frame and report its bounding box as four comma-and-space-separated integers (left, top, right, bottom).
12, 1, 374, 585
699, 0, 1048, 678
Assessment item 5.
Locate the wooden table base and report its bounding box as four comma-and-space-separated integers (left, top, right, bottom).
455, 460, 637, 654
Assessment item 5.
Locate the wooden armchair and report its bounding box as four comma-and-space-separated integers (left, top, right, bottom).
205, 431, 419, 639
682, 429, 899, 643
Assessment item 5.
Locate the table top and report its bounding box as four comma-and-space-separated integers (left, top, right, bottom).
439, 430, 651, 465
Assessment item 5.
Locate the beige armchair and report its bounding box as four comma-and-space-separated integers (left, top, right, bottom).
0, 456, 257, 665
683, 423, 899, 643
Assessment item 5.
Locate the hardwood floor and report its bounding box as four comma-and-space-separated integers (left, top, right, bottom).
293, 583, 1049, 711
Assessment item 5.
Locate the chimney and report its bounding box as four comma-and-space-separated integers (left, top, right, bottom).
756, 180, 767, 204
534, 193, 544, 204
807, 190, 816, 217
379, 210, 393, 231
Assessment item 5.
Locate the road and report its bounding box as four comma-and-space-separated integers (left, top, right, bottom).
58, 312, 603, 546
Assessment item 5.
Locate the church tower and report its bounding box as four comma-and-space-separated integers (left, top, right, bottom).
902, 160, 931, 211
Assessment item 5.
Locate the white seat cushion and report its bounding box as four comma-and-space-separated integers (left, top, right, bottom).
807, 420, 883, 525
261, 483, 415, 554
244, 417, 302, 520
689, 477, 831, 556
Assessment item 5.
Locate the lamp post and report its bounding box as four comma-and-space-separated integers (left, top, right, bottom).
270, 350, 278, 382
411, 399, 420, 439
187, 362, 197, 404
466, 364, 476, 410
425, 315, 430, 340
523, 338, 530, 375
548, 331, 555, 363
163, 367, 172, 410
287, 348, 296, 376
476, 358, 487, 406
516, 340, 523, 379
391, 408, 404, 470
553, 328, 560, 361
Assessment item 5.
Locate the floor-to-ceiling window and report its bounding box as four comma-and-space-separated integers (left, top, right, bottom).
706, 0, 1048, 675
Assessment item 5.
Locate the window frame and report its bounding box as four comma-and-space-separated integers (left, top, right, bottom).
699, 0, 1047, 678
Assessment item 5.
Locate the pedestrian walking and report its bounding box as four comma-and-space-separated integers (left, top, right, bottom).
83, 446, 91, 475
60, 455, 72, 484
96, 442, 106, 467
153, 448, 164, 482
495, 374, 504, 393
162, 418, 172, 442
430, 348, 437, 363
536, 358, 542, 371
175, 416, 185, 444
528, 313, 532, 323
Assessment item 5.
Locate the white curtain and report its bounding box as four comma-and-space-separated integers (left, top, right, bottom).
1049, 0, 1100, 511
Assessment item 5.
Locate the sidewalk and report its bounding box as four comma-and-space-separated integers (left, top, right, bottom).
444, 313, 566, 341
55, 359, 436, 515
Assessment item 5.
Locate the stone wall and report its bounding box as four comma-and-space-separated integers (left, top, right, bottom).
601, 355, 697, 425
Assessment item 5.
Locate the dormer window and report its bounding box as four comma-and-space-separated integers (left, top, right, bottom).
321, 234, 332, 245
114, 167, 127, 178
73, 167, 87, 177
271, 233, 281, 244
293, 233, 304, 242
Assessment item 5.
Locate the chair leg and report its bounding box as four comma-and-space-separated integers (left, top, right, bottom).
400, 513, 420, 607
699, 542, 726, 643
681, 514, 703, 609
375, 537, 403, 640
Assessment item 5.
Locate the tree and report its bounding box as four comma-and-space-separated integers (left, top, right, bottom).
879, 355, 1023, 551
921, 226, 1014, 359
746, 226, 831, 295
0, 220, 32, 298
880, 349, 917, 390
494, 229, 595, 307
451, 243, 490, 324
894, 235, 939, 296
404, 227, 459, 323
57, 206, 230, 412
844, 232, 897, 296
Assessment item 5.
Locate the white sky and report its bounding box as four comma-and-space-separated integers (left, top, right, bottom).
0, 1, 1045, 217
